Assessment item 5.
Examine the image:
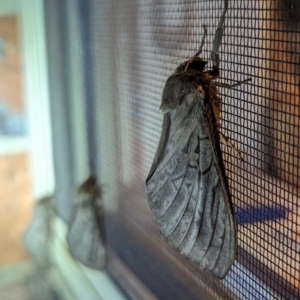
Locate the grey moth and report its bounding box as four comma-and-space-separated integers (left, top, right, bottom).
23, 196, 55, 266
67, 176, 105, 270
146, 0, 249, 279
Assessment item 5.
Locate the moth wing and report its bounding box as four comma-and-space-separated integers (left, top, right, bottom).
146, 98, 237, 279
147, 113, 171, 180
67, 195, 105, 270
23, 196, 54, 266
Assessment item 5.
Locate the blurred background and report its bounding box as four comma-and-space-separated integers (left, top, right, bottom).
0, 0, 125, 299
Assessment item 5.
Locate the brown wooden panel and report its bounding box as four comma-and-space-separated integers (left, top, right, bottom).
0, 16, 23, 114
0, 153, 33, 265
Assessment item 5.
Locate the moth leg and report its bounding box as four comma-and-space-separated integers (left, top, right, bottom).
219, 131, 244, 161
211, 78, 251, 88
197, 85, 205, 97
205, 53, 220, 79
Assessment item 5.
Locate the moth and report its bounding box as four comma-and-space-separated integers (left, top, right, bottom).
145, 0, 249, 279
23, 196, 55, 267
67, 176, 106, 270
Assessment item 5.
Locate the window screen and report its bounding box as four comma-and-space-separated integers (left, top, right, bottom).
45, 0, 300, 299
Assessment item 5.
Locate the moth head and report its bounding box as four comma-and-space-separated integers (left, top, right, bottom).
183, 57, 207, 73
78, 176, 102, 199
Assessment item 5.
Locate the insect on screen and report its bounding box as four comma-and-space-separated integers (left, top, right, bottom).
45, 0, 300, 299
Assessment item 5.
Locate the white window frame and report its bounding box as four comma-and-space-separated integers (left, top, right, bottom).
0, 0, 54, 198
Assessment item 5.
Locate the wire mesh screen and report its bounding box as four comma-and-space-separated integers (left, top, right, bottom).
46, 0, 300, 299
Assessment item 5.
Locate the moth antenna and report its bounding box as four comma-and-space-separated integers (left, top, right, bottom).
211, 0, 228, 66
163, 56, 189, 64
194, 25, 208, 57
185, 25, 208, 72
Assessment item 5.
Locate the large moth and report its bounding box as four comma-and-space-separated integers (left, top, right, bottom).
67, 176, 106, 269
145, 0, 249, 279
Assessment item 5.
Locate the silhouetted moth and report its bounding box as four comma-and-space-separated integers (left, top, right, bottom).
145, 0, 250, 279
67, 176, 105, 270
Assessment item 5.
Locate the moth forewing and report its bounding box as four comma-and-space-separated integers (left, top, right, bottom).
146, 81, 237, 278
67, 177, 106, 270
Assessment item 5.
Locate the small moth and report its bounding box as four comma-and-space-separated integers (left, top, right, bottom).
67, 176, 106, 269
146, 0, 249, 279
23, 196, 55, 267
